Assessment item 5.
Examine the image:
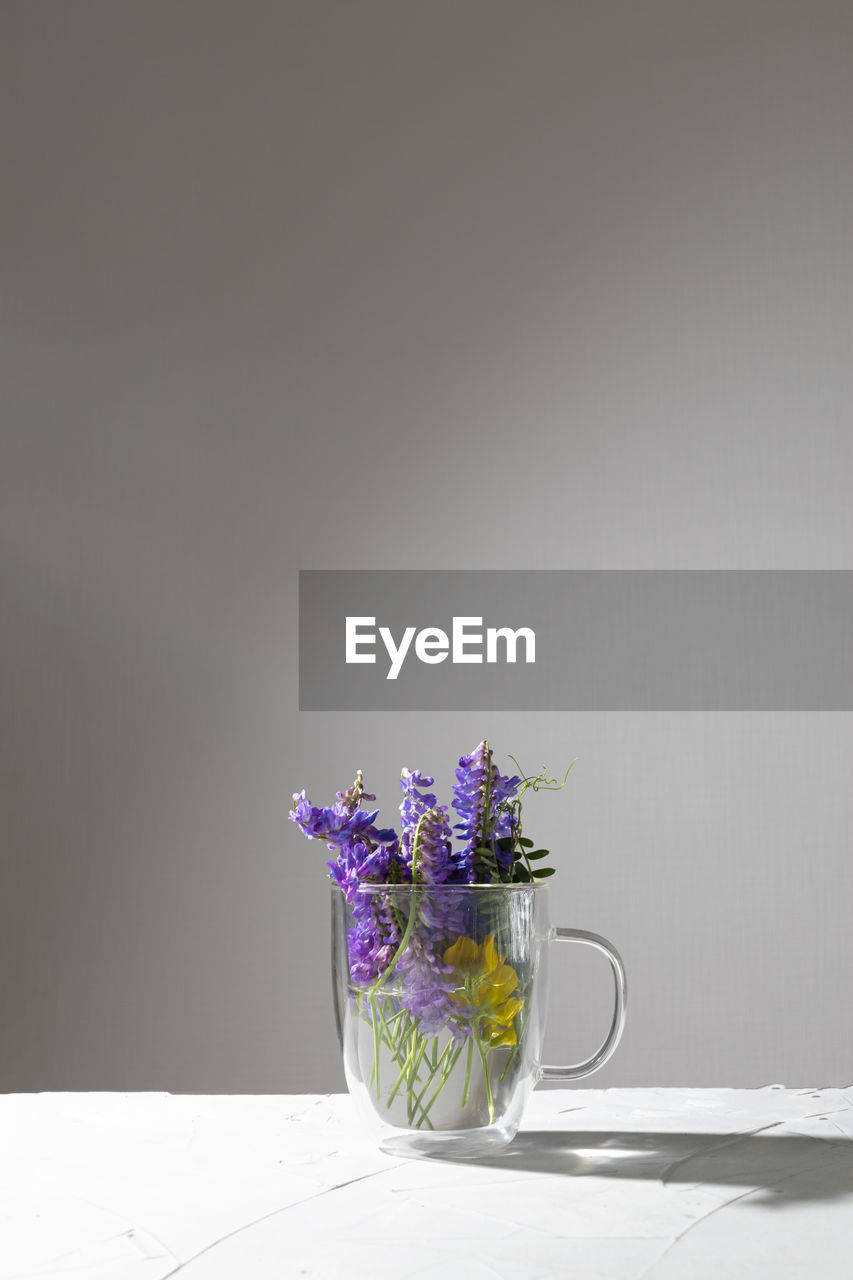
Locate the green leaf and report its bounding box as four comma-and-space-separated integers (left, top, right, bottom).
525, 849, 550, 860
531, 866, 556, 878
515, 863, 531, 883
518, 837, 534, 848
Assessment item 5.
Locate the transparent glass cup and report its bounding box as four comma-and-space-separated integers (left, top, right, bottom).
331, 882, 626, 1157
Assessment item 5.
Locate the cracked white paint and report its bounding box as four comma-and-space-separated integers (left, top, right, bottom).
1, 1088, 852, 1279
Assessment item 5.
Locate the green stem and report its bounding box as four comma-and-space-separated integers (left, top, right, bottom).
411, 1039, 454, 1126
387, 1017, 417, 1105
383, 1020, 432, 1128
474, 1023, 495, 1124
417, 1041, 464, 1128
375, 997, 404, 1047
461, 1036, 474, 1108
499, 1044, 518, 1083
370, 995, 381, 1097
367, 813, 426, 997
481, 744, 493, 878
375, 1000, 413, 1089
382, 1005, 409, 1029
407, 1037, 429, 1124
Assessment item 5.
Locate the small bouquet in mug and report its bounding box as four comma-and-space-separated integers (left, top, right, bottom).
291, 741, 625, 1157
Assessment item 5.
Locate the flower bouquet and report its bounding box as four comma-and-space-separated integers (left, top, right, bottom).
291, 740, 582, 1155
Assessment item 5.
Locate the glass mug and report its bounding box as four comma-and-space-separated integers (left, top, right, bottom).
332, 882, 626, 1157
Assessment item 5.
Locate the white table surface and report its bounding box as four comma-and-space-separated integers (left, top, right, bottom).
2, 1087, 852, 1279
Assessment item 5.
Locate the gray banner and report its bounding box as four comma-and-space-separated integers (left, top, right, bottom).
299, 571, 853, 710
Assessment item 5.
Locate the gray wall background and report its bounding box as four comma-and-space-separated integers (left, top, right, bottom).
2, 0, 852, 1092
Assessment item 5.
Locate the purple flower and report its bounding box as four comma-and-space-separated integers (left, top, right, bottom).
399, 804, 470, 1029
290, 774, 404, 907
336, 769, 376, 813
344, 879, 463, 1030
451, 740, 522, 880
490, 768, 523, 871
347, 886, 402, 986
451, 743, 490, 880
289, 752, 529, 1035
290, 791, 397, 849
398, 769, 438, 865
395, 930, 456, 1032
328, 837, 407, 903
412, 803, 465, 887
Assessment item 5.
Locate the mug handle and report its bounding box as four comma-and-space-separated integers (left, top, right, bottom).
539, 928, 627, 1082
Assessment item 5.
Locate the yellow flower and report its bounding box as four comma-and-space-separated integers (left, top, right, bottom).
442, 934, 483, 974
482, 995, 525, 1047
443, 934, 524, 1047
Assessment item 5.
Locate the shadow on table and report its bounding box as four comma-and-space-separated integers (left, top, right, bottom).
441, 1129, 853, 1206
